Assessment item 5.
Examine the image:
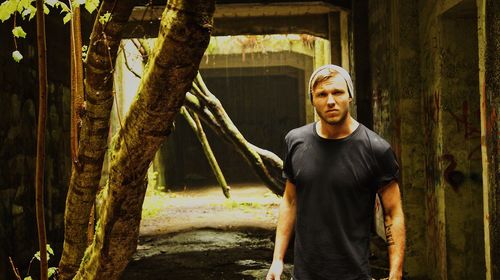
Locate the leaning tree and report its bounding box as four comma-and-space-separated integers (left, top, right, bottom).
3, 0, 285, 278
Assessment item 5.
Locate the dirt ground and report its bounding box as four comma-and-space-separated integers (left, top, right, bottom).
122, 184, 390, 280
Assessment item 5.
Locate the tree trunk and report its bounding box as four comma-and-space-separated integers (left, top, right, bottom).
59, 1, 139, 279
73, 1, 214, 279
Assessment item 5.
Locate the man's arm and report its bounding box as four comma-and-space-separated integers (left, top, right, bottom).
379, 180, 405, 280
266, 179, 297, 280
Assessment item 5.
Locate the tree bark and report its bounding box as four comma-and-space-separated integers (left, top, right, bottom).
35, 0, 48, 279
181, 107, 231, 198
73, 1, 214, 279
185, 83, 285, 194
59, 1, 139, 279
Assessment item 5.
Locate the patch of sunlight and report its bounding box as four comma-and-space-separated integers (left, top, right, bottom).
204, 34, 324, 57
142, 188, 176, 219
209, 199, 265, 213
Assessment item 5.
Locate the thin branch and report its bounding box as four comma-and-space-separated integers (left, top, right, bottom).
35, 0, 48, 278
184, 89, 284, 195
8, 257, 21, 280
181, 107, 231, 198
120, 43, 142, 79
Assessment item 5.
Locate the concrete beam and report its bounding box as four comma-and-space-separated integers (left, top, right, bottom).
124, 2, 347, 38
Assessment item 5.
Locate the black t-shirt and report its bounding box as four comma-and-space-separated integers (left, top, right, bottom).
283, 122, 399, 280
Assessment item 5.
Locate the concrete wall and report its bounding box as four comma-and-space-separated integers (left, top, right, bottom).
367, 0, 428, 278
367, 0, 487, 279
0, 15, 73, 278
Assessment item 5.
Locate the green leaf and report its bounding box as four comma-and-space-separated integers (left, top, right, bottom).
34, 251, 40, 261
62, 11, 71, 24
56, 1, 69, 12
12, 50, 23, 62
98, 11, 111, 25
46, 244, 54, 255
12, 26, 27, 38
33, 245, 53, 261
48, 267, 57, 277
44, 4, 49, 14
84, 0, 99, 14
0, 0, 18, 22
17, 0, 33, 13
45, 0, 58, 6
27, 5, 36, 20
24, 276, 32, 280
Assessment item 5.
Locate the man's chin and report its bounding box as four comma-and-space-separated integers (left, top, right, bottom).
321, 115, 347, 126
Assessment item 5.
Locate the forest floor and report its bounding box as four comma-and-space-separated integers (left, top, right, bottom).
122, 183, 294, 280
122, 184, 390, 280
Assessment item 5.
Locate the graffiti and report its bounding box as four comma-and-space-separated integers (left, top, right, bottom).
487, 107, 499, 138
445, 101, 482, 160
440, 154, 465, 192
446, 101, 481, 139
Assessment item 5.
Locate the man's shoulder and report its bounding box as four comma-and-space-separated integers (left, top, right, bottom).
285, 123, 315, 141
357, 124, 392, 152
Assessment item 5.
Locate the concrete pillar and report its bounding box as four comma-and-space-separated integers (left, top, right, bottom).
367, 0, 427, 278
352, 0, 372, 129
328, 12, 342, 66
478, 0, 500, 278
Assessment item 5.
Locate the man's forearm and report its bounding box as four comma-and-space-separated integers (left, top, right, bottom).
385, 211, 405, 279
273, 198, 296, 261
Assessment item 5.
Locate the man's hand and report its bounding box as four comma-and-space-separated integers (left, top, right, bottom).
266, 259, 284, 280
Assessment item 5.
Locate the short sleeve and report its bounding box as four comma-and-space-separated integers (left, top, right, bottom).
375, 147, 400, 190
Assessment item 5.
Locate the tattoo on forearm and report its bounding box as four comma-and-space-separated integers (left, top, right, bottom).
385, 224, 395, 246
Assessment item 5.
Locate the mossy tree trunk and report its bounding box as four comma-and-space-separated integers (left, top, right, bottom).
59, 1, 139, 278
59, 0, 214, 279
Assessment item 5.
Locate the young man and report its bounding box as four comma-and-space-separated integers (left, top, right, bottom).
266, 65, 405, 280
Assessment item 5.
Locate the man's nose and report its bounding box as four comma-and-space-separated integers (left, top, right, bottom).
327, 94, 336, 105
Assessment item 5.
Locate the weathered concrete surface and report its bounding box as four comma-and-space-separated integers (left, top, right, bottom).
0, 15, 73, 279
367, 0, 427, 278
368, 0, 486, 279
478, 0, 500, 278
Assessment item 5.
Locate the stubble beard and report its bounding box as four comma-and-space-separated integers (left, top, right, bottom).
318, 109, 349, 126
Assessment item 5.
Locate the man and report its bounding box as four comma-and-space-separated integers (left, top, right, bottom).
266, 65, 405, 280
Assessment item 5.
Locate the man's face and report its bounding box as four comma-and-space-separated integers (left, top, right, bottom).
311, 74, 351, 125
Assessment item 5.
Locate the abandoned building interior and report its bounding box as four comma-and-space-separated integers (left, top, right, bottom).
0, 0, 499, 279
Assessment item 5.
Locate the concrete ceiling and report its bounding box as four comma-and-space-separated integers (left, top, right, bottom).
125, 1, 350, 38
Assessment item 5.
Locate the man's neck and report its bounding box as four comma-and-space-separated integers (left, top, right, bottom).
316, 116, 359, 139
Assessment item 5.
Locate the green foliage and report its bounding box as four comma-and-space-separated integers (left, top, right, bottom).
48, 267, 57, 277
0, 0, 101, 61
0, 0, 18, 22
98, 10, 110, 24
62, 10, 70, 23
84, 0, 98, 13
17, 244, 59, 279
12, 26, 26, 37
34, 244, 54, 261
82, 44, 88, 59
12, 50, 23, 62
